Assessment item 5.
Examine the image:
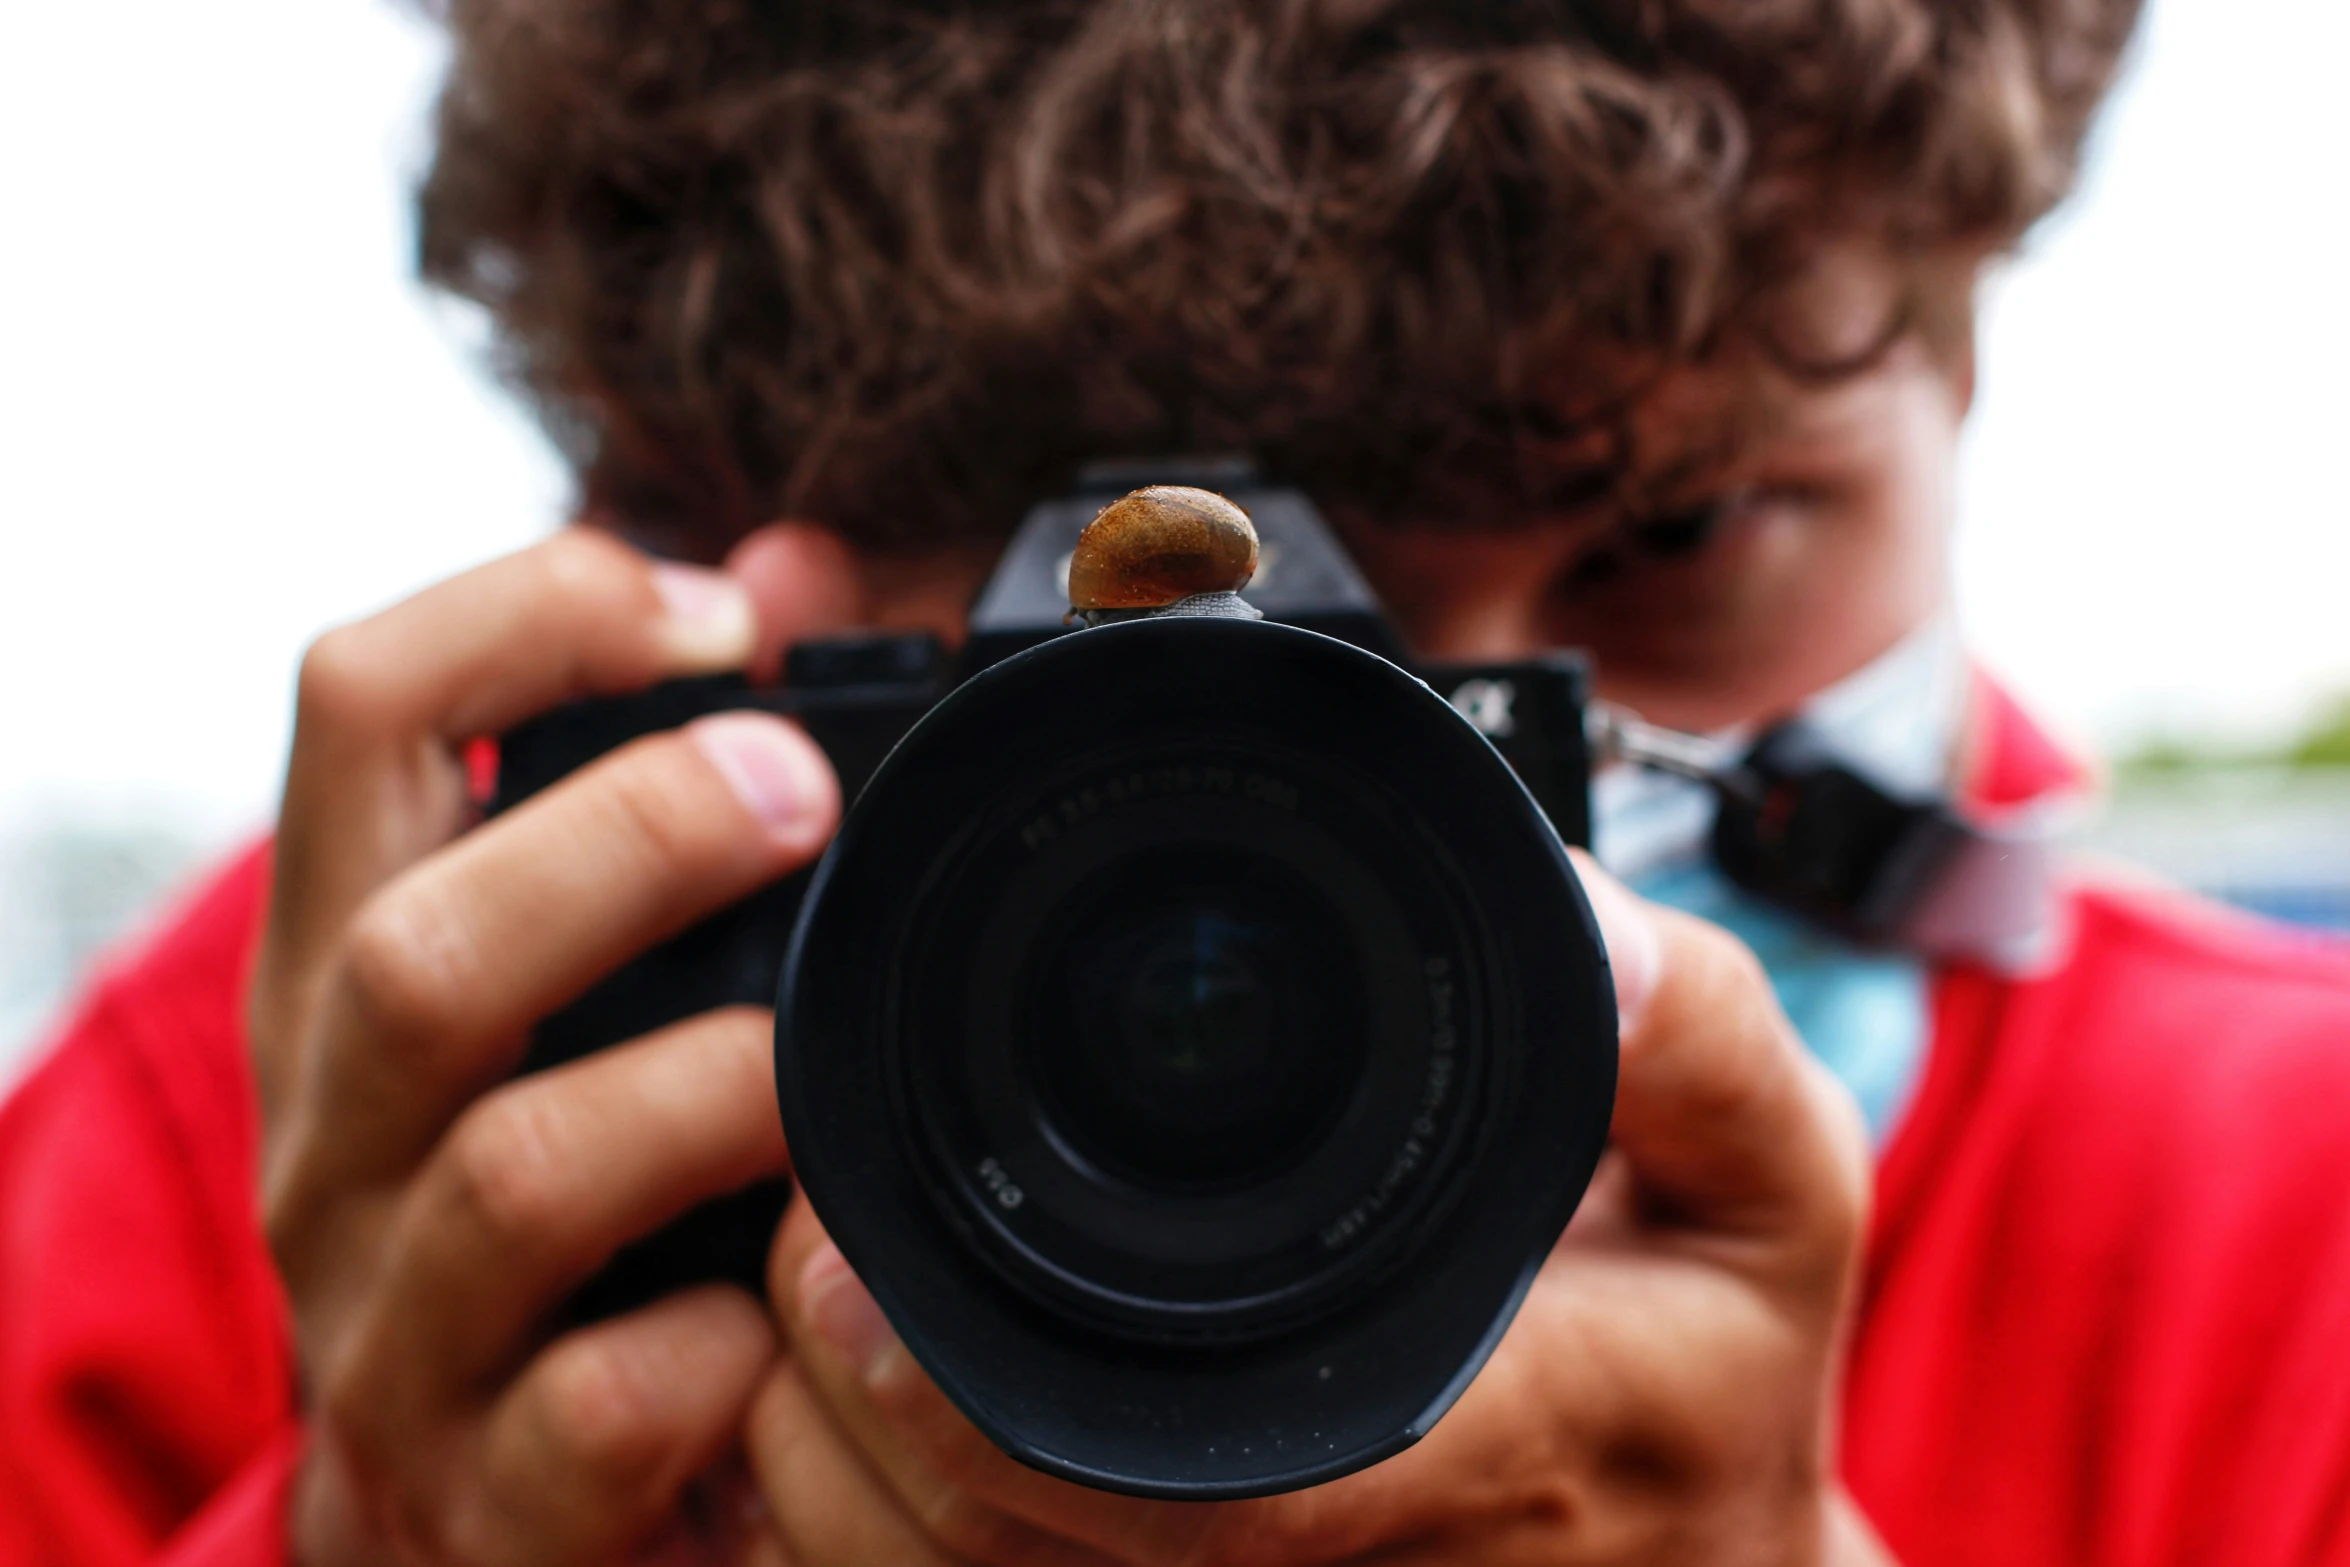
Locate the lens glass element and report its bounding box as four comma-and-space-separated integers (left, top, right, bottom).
899, 750, 1471, 1337
1026, 847, 1366, 1193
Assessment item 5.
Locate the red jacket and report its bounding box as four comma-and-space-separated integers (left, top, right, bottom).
5, 725, 2350, 1563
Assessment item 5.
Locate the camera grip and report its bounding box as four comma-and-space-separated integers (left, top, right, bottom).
490, 651, 938, 1317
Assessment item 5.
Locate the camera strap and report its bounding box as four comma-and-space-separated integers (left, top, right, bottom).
1586, 623, 2076, 971
1594, 710, 2068, 969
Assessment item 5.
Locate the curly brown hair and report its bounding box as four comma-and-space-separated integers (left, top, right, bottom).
417, 0, 2142, 557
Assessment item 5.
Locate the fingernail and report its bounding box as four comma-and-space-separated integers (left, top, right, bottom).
1578, 862, 1662, 1028
651, 563, 757, 669
799, 1241, 898, 1381
689, 713, 836, 845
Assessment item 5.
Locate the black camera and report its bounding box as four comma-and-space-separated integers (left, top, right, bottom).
492, 463, 1617, 1498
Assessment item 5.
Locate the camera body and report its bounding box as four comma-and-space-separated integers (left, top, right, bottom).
492, 464, 1603, 1327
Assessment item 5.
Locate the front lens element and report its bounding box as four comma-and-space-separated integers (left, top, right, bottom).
1026, 848, 1367, 1193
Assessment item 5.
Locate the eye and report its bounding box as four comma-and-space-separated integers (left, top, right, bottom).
1625, 487, 1769, 560
1627, 505, 1720, 559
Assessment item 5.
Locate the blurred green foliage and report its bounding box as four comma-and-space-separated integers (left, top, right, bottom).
2117, 693, 2350, 775
2288, 696, 2350, 769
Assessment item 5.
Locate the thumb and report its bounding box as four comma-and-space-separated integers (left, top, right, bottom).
725, 521, 869, 681
1570, 852, 1869, 1266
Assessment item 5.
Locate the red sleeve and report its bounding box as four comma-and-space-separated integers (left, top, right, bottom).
0, 845, 299, 1566
1848, 882, 2350, 1567
151, 1431, 302, 1567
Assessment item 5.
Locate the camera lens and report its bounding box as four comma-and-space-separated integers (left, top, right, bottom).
776, 615, 1616, 1500
1027, 847, 1364, 1193
898, 749, 1471, 1341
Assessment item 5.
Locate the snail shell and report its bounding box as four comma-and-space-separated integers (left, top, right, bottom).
1067, 486, 1259, 611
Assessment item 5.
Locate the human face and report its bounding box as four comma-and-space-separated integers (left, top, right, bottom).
1341, 333, 1972, 736
765, 319, 1972, 739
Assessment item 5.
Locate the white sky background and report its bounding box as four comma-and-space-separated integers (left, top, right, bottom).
1, 0, 2346, 847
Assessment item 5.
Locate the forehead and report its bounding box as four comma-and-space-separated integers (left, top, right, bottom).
1612, 246, 1959, 490
1525, 326, 1960, 515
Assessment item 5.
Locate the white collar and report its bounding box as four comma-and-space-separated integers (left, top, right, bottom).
1592, 614, 1970, 884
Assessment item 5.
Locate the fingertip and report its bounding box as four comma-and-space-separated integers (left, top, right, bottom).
646, 1283, 782, 1386
1800, 1052, 1876, 1216
767, 1196, 818, 1313
711, 1285, 787, 1372
651, 563, 759, 672
1569, 850, 1663, 1031
479, 1284, 780, 1557
725, 524, 867, 681
796, 1241, 901, 1387
688, 713, 841, 860
771, 1203, 907, 1390
591, 1285, 780, 1468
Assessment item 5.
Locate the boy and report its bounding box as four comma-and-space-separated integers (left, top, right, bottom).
9, 1, 2350, 1563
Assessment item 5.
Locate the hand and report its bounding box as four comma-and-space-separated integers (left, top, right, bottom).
743, 862, 1896, 1566
251, 526, 856, 1565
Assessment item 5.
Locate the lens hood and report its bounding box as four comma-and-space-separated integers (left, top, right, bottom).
775, 615, 1616, 1499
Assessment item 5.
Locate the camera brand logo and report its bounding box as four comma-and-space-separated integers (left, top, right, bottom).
1449, 679, 1518, 739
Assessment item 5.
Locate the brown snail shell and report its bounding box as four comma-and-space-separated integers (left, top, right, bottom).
1067, 486, 1259, 611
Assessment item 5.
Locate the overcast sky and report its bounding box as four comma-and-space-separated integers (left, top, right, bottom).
2, 0, 2345, 843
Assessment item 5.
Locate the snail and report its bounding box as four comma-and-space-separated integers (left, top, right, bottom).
1067, 486, 1259, 612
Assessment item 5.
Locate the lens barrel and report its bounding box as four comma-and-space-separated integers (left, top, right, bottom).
776, 615, 1615, 1499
